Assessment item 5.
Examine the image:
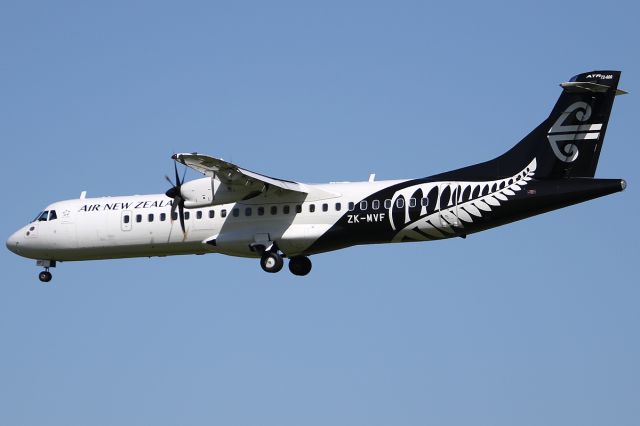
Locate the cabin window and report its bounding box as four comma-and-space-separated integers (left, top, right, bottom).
38, 211, 49, 221
296, 204, 302, 213
270, 206, 277, 215
160, 213, 166, 221
172, 212, 178, 221
221, 209, 227, 218
123, 215, 130, 224
48, 210, 57, 221
136, 214, 142, 223
384, 199, 392, 209
372, 200, 380, 210
360, 200, 368, 210
209, 210, 215, 218
348, 202, 355, 211
196, 211, 202, 219
409, 198, 417, 208
309, 204, 315, 213
283, 205, 290, 214
258, 206, 265, 216
232, 208, 239, 217
395, 198, 404, 208
322, 203, 328, 212
184, 212, 190, 220
148, 213, 154, 222
335, 202, 341, 211
421, 197, 429, 207
245, 207, 252, 216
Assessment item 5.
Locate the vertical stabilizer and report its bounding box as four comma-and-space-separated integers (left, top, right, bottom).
430, 70, 625, 181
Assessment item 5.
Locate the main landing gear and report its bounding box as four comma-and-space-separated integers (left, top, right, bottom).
260, 251, 284, 273
259, 251, 312, 276
36, 259, 56, 283
288, 256, 312, 276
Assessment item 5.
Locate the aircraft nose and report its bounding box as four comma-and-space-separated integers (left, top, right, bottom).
6, 230, 22, 255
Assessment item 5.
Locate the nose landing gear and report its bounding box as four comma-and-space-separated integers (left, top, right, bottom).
36, 259, 56, 283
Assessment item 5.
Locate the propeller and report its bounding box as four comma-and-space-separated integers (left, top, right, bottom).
165, 161, 188, 234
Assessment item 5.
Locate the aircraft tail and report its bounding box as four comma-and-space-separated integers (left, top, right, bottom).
432, 70, 625, 181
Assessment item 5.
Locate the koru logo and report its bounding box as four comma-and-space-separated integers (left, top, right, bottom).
547, 102, 602, 163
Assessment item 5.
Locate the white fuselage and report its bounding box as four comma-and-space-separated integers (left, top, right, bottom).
7, 180, 407, 262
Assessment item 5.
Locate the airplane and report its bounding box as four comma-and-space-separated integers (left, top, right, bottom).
6, 70, 627, 282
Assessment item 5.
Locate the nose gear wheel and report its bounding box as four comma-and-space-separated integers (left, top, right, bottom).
38, 270, 52, 283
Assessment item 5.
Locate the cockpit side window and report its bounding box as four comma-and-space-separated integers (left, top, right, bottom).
48, 210, 57, 221
38, 211, 49, 221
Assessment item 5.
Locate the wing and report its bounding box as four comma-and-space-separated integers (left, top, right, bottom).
172, 153, 308, 194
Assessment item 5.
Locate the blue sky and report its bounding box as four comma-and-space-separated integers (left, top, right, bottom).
1, 1, 638, 425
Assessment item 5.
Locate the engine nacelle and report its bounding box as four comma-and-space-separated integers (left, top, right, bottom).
181, 177, 262, 208
181, 177, 213, 208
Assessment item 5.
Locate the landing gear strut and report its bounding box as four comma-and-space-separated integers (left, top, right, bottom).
289, 256, 312, 276
36, 259, 56, 283
260, 251, 284, 273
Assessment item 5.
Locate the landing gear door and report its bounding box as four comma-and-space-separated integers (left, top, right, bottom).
121, 210, 132, 231
438, 183, 459, 227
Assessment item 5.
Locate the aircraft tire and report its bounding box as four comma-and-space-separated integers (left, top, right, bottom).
260, 252, 283, 273
289, 256, 312, 276
38, 271, 52, 283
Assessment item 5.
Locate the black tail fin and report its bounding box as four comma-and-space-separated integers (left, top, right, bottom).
432, 70, 625, 181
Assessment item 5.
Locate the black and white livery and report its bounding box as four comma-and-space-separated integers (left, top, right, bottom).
7, 70, 627, 281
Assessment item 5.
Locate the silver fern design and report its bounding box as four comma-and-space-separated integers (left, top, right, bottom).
389, 158, 537, 242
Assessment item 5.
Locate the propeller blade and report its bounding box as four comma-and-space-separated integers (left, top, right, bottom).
174, 162, 181, 186
178, 202, 186, 234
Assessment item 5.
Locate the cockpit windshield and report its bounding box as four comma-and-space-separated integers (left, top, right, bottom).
31, 210, 56, 222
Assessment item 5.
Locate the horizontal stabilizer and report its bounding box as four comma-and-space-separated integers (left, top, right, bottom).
561, 81, 627, 96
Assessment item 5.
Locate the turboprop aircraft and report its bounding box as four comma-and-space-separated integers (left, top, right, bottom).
6, 70, 627, 282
